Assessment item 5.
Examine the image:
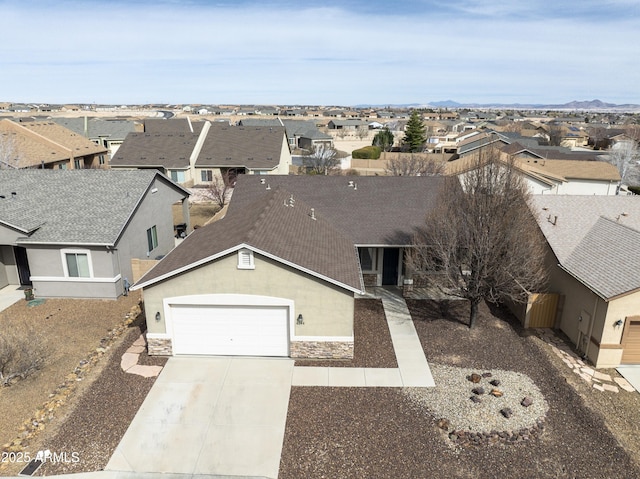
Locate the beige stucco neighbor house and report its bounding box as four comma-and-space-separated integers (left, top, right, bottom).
0, 119, 108, 169
110, 121, 291, 186
133, 175, 446, 359
531, 195, 640, 367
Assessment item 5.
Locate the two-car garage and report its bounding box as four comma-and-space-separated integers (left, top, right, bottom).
166, 295, 292, 357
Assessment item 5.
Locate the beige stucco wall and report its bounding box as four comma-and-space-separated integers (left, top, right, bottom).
143, 251, 354, 339
546, 245, 640, 367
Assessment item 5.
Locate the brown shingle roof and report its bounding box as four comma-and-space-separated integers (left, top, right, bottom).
195, 124, 286, 170
110, 132, 199, 169
135, 187, 363, 292
0, 119, 106, 168
228, 175, 447, 245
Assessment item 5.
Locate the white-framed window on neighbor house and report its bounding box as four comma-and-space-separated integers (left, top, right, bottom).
358, 247, 377, 272
170, 170, 186, 183
74, 158, 82, 169
62, 250, 93, 278
147, 225, 158, 252
237, 248, 255, 270
201, 169, 213, 182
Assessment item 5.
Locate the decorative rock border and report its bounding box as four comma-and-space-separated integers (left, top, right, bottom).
441, 419, 546, 448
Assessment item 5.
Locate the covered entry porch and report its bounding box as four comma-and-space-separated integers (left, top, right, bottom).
358, 247, 404, 288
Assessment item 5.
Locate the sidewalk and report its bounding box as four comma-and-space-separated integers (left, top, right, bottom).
292, 287, 435, 387
0, 285, 26, 312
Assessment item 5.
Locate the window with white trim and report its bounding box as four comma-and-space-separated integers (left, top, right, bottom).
147, 225, 158, 252
201, 169, 213, 182
63, 251, 92, 278
237, 249, 255, 269
358, 247, 377, 272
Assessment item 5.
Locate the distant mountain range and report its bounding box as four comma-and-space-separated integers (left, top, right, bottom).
355, 99, 640, 111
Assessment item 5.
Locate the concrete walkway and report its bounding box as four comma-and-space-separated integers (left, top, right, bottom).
0, 284, 26, 312
292, 287, 435, 387
616, 365, 640, 392
106, 357, 293, 478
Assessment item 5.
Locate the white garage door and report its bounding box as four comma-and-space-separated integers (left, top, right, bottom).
170, 304, 289, 356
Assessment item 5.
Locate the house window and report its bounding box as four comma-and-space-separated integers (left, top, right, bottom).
58, 163, 67, 170
99, 155, 105, 165
74, 158, 82, 169
64, 252, 91, 278
237, 249, 255, 270
147, 226, 158, 252
170, 170, 186, 183
201, 169, 213, 182
358, 247, 377, 271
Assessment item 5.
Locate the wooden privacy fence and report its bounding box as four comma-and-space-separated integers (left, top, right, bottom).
525, 293, 560, 328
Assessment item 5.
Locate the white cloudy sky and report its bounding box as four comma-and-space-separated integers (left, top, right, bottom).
1, 0, 638, 105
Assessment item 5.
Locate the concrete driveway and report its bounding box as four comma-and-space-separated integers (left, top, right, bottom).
106, 356, 294, 478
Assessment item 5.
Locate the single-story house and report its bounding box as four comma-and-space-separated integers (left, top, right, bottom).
0, 119, 108, 169
530, 195, 640, 367
133, 175, 446, 359
446, 153, 621, 196
111, 121, 291, 186
0, 169, 190, 299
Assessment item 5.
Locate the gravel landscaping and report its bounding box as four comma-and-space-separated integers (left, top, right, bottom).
32, 325, 166, 476
279, 298, 640, 478
295, 299, 397, 368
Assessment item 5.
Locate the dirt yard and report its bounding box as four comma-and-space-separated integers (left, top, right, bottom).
0, 293, 142, 475
172, 202, 220, 229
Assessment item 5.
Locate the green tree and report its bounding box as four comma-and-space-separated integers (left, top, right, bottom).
402, 110, 427, 152
372, 127, 395, 152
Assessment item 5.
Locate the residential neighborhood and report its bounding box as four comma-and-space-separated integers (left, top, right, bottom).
1, 101, 640, 479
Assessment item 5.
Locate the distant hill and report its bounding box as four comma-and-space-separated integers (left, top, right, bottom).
355, 99, 640, 111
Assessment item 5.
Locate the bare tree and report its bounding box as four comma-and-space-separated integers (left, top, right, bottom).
385, 154, 445, 176
303, 144, 340, 175
408, 149, 548, 328
0, 324, 49, 386
356, 125, 369, 140
207, 170, 232, 208
0, 134, 20, 169
547, 123, 564, 146
608, 141, 640, 186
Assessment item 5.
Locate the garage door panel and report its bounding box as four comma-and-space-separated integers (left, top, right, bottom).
622, 320, 640, 364
170, 304, 289, 357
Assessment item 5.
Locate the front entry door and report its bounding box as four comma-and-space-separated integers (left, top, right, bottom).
13, 247, 32, 286
382, 248, 400, 286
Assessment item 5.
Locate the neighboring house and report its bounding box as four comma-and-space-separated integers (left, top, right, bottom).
237, 118, 333, 150
111, 121, 292, 185
445, 153, 621, 195
0, 119, 108, 169
51, 117, 137, 160
530, 195, 640, 367
133, 175, 446, 359
327, 119, 368, 130
0, 170, 190, 299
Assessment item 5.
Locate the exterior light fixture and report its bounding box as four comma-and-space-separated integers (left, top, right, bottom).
155, 312, 161, 322
297, 314, 304, 325
614, 319, 624, 327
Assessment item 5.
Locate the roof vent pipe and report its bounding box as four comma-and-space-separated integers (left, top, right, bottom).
310, 208, 316, 220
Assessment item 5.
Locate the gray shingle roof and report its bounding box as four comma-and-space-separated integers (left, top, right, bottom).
110, 132, 199, 169
531, 195, 640, 299
563, 218, 640, 299
530, 195, 640, 263
51, 118, 136, 140
0, 170, 181, 245
136, 187, 363, 292
195, 124, 286, 169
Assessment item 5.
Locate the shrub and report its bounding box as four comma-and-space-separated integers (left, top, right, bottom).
352, 146, 382, 159
0, 323, 49, 386
628, 185, 640, 195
